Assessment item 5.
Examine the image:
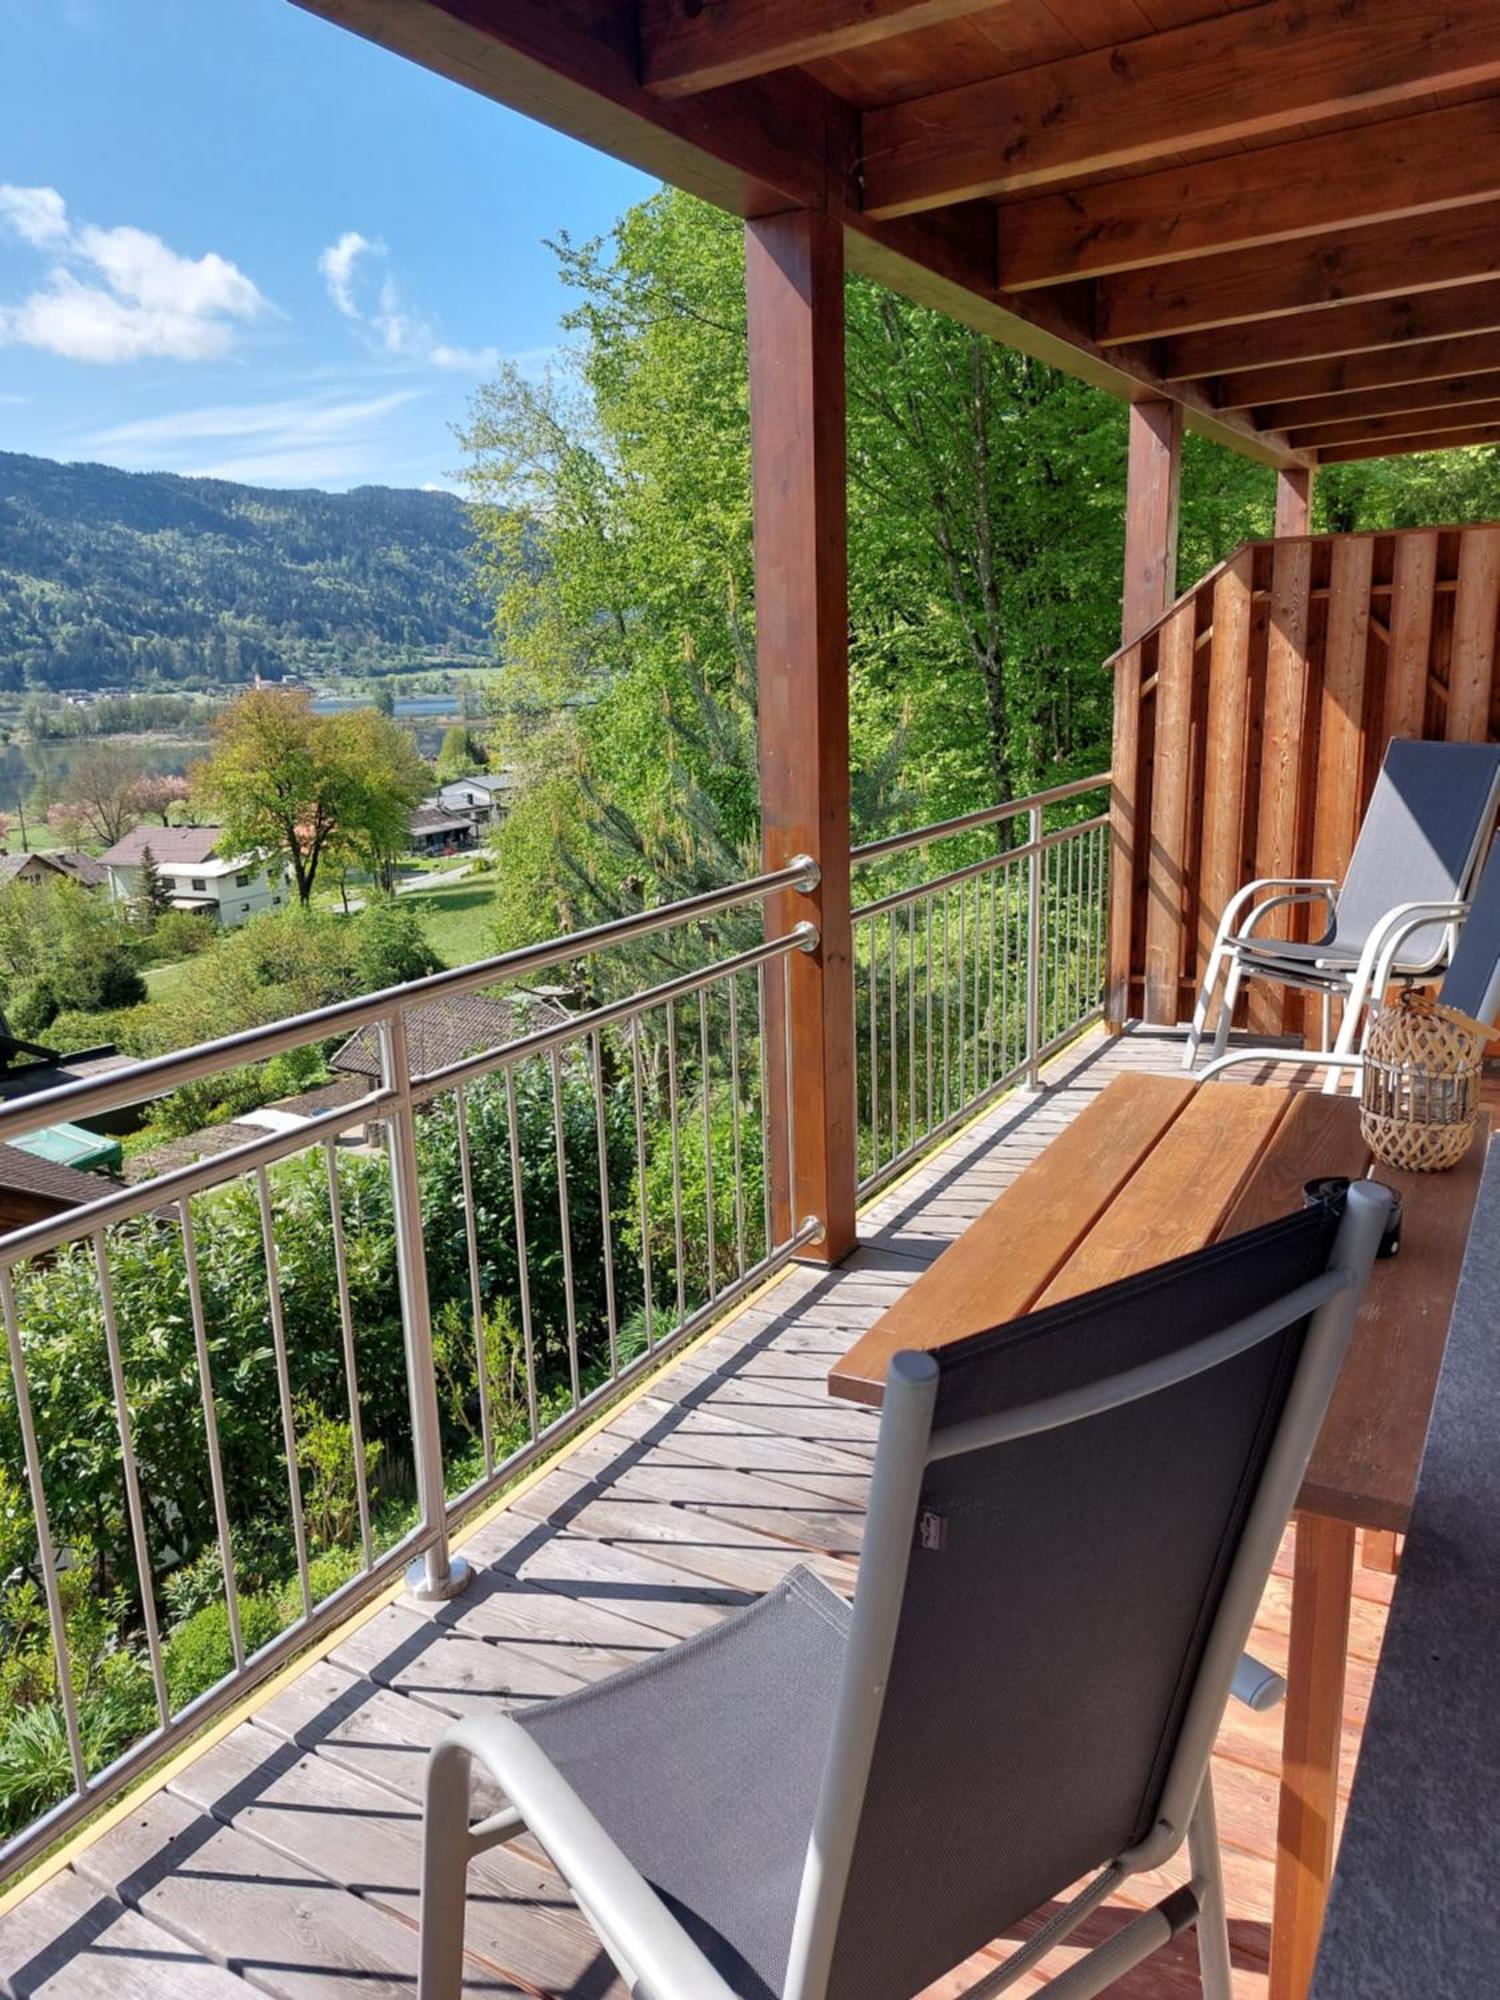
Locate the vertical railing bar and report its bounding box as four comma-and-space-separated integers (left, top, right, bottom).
988, 863, 997, 1086
868, 922, 880, 1168
942, 889, 951, 1123
1026, 803, 1044, 1086
906, 901, 917, 1151
964, 876, 976, 1120
925, 894, 934, 1142
590, 1029, 620, 1380
503, 1064, 541, 1438
451, 1083, 494, 1479
549, 1048, 581, 1411
971, 873, 983, 1099
92, 1233, 170, 1727
782, 952, 798, 1248
255, 1165, 313, 1621
320, 1143, 375, 1568
887, 910, 899, 1168
665, 998, 687, 1330
727, 978, 748, 1282
178, 1196, 247, 1664
698, 988, 718, 1304
756, 964, 774, 1262
630, 1016, 656, 1351
0, 1265, 86, 1791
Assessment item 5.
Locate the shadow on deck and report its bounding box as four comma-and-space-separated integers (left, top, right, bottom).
0, 1028, 1387, 2000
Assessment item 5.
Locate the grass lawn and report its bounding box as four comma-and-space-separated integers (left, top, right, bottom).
144, 956, 200, 1004
400, 875, 502, 969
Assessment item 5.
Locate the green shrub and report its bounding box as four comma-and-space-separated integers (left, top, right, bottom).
162, 1594, 283, 1710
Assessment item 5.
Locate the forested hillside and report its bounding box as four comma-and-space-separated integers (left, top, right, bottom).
0, 452, 499, 691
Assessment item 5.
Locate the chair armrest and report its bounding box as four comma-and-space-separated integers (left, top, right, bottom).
1214, 877, 1337, 954
436, 1714, 743, 2000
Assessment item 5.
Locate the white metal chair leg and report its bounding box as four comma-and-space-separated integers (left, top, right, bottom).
1208, 958, 1244, 1065
1188, 1777, 1233, 2000
1183, 946, 1225, 1071
420, 1735, 477, 2000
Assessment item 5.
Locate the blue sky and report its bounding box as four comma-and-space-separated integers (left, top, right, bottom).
0, 0, 653, 490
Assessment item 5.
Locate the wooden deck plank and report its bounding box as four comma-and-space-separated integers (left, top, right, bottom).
0, 1862, 247, 2000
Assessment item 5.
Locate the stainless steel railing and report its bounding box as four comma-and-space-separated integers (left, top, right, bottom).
0, 859, 820, 1880
0, 777, 1107, 1880
851, 775, 1110, 1197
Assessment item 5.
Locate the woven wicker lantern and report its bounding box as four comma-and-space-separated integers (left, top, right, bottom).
1359, 990, 1489, 1173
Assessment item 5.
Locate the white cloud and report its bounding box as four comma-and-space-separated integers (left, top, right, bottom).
317, 228, 497, 373
81, 385, 429, 487
318, 230, 372, 320
0, 184, 68, 247
0, 185, 267, 363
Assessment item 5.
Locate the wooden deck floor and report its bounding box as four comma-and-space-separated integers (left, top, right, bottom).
0, 1027, 1390, 2000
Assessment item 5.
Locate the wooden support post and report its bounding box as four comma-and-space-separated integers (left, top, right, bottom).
1270, 1512, 1357, 2000
1275, 463, 1316, 539
746, 208, 857, 1264
1108, 398, 1183, 1028
1121, 398, 1184, 646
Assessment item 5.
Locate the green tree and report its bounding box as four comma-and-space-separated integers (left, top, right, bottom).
191, 691, 426, 906
134, 844, 172, 930
435, 724, 487, 782
372, 678, 396, 718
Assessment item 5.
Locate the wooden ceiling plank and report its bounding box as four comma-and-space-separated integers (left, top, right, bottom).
1163, 279, 1500, 380
1217, 333, 1500, 410
861, 0, 1500, 217
999, 95, 1500, 291
1319, 424, 1500, 464
641, 0, 1008, 97
1098, 196, 1500, 344
1291, 398, 1500, 449
1254, 377, 1500, 433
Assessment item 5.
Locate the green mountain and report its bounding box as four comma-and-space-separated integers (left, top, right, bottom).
0, 451, 497, 692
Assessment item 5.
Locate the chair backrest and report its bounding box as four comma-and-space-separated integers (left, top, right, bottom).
790, 1193, 1385, 2000
1441, 835, 1500, 1026
1333, 738, 1500, 960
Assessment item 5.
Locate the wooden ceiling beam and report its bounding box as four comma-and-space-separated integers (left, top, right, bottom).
1163, 280, 1500, 380
1217, 334, 1500, 411
288, 0, 1307, 467
1290, 399, 1500, 450
640, 0, 1005, 97
860, 0, 1500, 218
1254, 377, 1500, 434
1098, 198, 1500, 345
1319, 424, 1500, 465
997, 96, 1500, 293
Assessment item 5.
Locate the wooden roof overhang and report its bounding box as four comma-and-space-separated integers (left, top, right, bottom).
295, 0, 1500, 471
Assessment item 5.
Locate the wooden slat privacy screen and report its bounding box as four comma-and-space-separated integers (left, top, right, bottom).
1107, 523, 1500, 1032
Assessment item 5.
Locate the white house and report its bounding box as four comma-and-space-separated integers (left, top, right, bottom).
98, 825, 287, 927
432, 772, 511, 829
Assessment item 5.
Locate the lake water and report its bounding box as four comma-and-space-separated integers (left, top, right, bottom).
0, 696, 464, 820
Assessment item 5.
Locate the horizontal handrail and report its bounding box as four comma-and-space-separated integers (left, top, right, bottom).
853, 814, 1108, 922
0, 855, 820, 1146
850, 773, 1108, 865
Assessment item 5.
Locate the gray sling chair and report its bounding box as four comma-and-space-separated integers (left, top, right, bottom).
1182, 737, 1500, 1072
1198, 828, 1500, 1091
418, 1184, 1390, 2000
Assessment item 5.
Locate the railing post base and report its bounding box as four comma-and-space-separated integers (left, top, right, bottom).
406, 1552, 472, 1603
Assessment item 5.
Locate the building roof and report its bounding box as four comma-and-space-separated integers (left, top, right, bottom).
409, 807, 472, 836
51, 850, 109, 889
0, 1140, 120, 1207
438, 773, 510, 797
0, 852, 67, 887
332, 991, 571, 1081
99, 824, 229, 868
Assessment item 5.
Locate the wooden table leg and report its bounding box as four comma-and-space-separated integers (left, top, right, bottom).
1270, 1512, 1357, 2000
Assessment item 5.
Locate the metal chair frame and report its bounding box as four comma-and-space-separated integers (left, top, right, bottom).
418, 1188, 1389, 2000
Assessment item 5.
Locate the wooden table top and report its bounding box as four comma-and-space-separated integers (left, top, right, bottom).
829, 1074, 1490, 1532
